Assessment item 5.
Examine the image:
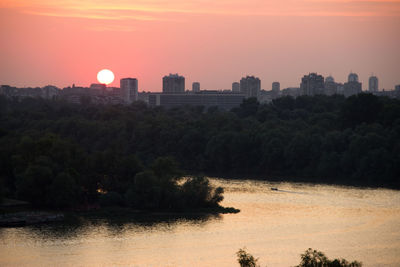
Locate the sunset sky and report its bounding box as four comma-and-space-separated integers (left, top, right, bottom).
1, 0, 399, 91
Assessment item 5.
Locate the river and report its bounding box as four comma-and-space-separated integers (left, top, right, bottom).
1, 178, 400, 266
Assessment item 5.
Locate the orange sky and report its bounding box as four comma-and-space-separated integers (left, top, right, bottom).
1, 0, 399, 91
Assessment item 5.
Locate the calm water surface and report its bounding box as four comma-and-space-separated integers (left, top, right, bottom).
1, 179, 400, 266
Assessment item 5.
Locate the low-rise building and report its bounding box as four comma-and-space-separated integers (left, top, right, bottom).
149, 91, 245, 110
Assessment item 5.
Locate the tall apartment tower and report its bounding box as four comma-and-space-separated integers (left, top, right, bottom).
163, 73, 185, 93
369, 76, 378, 92
344, 72, 362, 97
348, 73, 359, 82
240, 76, 261, 98
272, 82, 280, 92
300, 73, 324, 96
324, 76, 337, 96
120, 78, 138, 104
232, 82, 240, 92
192, 82, 200, 92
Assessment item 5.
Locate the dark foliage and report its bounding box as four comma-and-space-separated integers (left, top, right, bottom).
236, 248, 260, 267
236, 247, 362, 267
0, 94, 399, 206
297, 248, 362, 267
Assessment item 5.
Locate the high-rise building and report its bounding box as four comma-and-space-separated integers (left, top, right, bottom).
344, 72, 362, 97
348, 73, 359, 82
232, 82, 240, 92
369, 76, 378, 92
336, 83, 345, 95
395, 85, 400, 91
325, 76, 334, 83
120, 78, 138, 103
163, 73, 185, 93
192, 82, 200, 92
240, 76, 261, 98
324, 76, 337, 96
272, 82, 280, 92
300, 73, 324, 96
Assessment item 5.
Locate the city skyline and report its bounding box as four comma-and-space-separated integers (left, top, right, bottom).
2, 70, 399, 92
3, 71, 399, 108
2, 71, 400, 93
1, 0, 399, 91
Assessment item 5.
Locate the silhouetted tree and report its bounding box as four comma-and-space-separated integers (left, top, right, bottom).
236, 248, 260, 267
47, 172, 81, 208
236, 97, 260, 117
340, 93, 383, 128
296, 248, 362, 267
16, 164, 53, 206
99, 191, 124, 207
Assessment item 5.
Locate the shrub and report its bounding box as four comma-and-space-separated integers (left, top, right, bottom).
99, 191, 124, 207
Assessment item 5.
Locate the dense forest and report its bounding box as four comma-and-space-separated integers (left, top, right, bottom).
0, 93, 399, 208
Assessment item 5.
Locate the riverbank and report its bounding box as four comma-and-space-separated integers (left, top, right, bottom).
0, 211, 64, 227
0, 203, 239, 228
75, 205, 239, 218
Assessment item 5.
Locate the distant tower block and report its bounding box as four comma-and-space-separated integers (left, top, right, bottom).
300, 73, 324, 96
163, 73, 185, 93
232, 82, 240, 92
240, 76, 261, 98
348, 73, 359, 82
120, 78, 138, 103
344, 72, 362, 97
369, 75, 378, 92
272, 82, 280, 92
192, 82, 200, 92
325, 76, 334, 83
324, 76, 337, 96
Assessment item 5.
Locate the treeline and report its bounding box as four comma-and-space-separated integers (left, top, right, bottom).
237, 247, 362, 267
0, 93, 399, 207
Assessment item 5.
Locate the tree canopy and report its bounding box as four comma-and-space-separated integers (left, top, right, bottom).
0, 94, 399, 208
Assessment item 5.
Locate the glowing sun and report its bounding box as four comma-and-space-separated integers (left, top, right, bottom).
97, 69, 114, 85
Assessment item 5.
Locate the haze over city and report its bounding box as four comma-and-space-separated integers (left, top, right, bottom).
1, 0, 400, 90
